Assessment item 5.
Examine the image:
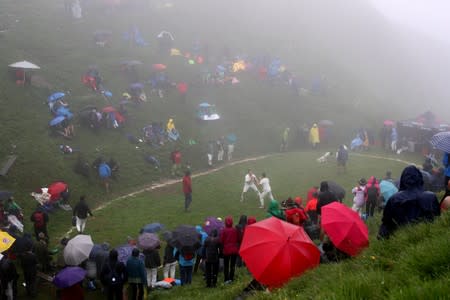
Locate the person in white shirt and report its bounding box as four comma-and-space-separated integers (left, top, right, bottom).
259, 172, 274, 208
351, 178, 367, 217
241, 169, 260, 202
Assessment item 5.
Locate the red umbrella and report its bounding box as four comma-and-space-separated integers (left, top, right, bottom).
321, 202, 369, 257
48, 181, 68, 202
383, 120, 395, 126
239, 217, 320, 288
102, 106, 117, 113
152, 64, 167, 71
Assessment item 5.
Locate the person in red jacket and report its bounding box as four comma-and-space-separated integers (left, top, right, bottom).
171, 149, 182, 176
182, 170, 192, 212
220, 216, 239, 284
177, 82, 188, 103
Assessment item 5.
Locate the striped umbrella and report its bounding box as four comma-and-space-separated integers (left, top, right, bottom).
430, 131, 450, 153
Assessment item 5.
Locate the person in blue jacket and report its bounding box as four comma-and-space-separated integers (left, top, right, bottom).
174, 247, 196, 285
378, 165, 440, 239
442, 152, 450, 189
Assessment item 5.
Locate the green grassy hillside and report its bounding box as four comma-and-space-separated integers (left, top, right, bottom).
28, 151, 446, 300
0, 0, 383, 230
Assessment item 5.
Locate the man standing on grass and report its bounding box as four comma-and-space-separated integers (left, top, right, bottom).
183, 171, 192, 212
73, 196, 93, 234
259, 172, 274, 209
241, 169, 260, 203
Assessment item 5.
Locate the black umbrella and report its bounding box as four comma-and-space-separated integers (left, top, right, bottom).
326, 181, 346, 202
0, 191, 13, 201
171, 225, 201, 251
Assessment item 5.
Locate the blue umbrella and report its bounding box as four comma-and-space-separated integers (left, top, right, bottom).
48, 92, 65, 103
141, 222, 164, 233
379, 180, 398, 205
55, 107, 73, 119
49, 116, 66, 126
53, 267, 86, 288
430, 131, 450, 153
199, 102, 211, 107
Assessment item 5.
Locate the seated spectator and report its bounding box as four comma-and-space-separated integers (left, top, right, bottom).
378, 165, 441, 239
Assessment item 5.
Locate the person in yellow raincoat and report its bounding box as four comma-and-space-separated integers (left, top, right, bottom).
309, 124, 320, 149
167, 118, 175, 132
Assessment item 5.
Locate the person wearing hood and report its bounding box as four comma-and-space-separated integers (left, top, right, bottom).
203, 229, 222, 288
247, 216, 257, 225
316, 181, 337, 216
309, 124, 320, 149
378, 165, 440, 239
266, 199, 285, 220
219, 216, 239, 284
235, 215, 247, 267
365, 176, 380, 218
100, 249, 127, 300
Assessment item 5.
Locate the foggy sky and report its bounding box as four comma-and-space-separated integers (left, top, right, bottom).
370, 0, 450, 44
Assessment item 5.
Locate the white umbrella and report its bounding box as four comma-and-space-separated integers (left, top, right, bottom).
8, 61, 40, 84
64, 234, 94, 266
8, 61, 40, 69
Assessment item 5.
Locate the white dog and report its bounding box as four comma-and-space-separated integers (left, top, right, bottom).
317, 152, 332, 163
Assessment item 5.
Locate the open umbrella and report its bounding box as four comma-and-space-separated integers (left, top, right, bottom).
9, 61, 40, 84
141, 223, 164, 233
380, 180, 398, 204
137, 232, 160, 250
0, 191, 13, 201
0, 231, 15, 253
203, 217, 224, 235
152, 64, 167, 71
48, 92, 65, 103
116, 244, 144, 264
49, 116, 66, 126
8, 61, 40, 69
53, 267, 86, 288
326, 181, 346, 202
430, 131, 450, 153
383, 120, 395, 126
48, 181, 68, 202
239, 217, 320, 288
64, 235, 94, 266
321, 202, 369, 257
102, 106, 117, 113
171, 225, 201, 251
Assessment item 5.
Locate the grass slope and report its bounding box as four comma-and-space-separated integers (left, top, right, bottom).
34, 151, 426, 300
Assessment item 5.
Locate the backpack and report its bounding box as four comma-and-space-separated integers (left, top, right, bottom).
33, 211, 45, 228
107, 263, 120, 286
366, 186, 379, 200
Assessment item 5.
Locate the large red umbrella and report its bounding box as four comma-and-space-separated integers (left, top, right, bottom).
321, 202, 369, 257
48, 181, 68, 202
239, 217, 320, 288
